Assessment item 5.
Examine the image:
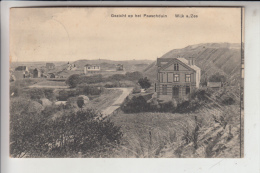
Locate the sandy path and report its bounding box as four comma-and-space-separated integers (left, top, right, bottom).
28, 85, 69, 89
101, 88, 133, 117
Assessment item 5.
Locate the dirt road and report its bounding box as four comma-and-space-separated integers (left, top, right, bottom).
28, 85, 69, 89
101, 88, 133, 117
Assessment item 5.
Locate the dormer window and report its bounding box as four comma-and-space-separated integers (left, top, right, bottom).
174, 64, 179, 71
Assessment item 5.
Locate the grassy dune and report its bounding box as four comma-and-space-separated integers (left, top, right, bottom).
109, 105, 241, 158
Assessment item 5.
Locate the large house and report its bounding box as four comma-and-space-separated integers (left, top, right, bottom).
156, 57, 201, 101
84, 64, 101, 74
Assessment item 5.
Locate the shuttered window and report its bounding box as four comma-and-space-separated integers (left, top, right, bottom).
186, 86, 190, 95
162, 85, 167, 95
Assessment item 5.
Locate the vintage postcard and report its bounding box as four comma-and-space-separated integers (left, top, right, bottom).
9, 7, 244, 158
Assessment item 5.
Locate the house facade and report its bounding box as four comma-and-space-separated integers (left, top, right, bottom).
84, 64, 101, 74
156, 57, 201, 101
116, 64, 124, 71
33, 68, 42, 78
46, 63, 55, 70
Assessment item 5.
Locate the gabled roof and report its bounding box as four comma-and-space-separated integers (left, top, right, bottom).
176, 58, 201, 72
46, 63, 55, 66
85, 64, 100, 67
159, 57, 200, 72
15, 66, 27, 71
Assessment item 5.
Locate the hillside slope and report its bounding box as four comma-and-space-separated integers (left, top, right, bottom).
143, 43, 243, 85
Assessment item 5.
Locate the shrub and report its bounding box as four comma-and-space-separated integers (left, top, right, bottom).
10, 108, 123, 158
107, 74, 126, 81
158, 101, 176, 112
121, 96, 149, 113
77, 85, 102, 95
209, 73, 226, 83
77, 97, 84, 110
125, 71, 143, 81
43, 89, 54, 101
132, 85, 141, 94
79, 74, 104, 84
66, 74, 80, 88
10, 86, 20, 97
57, 90, 79, 101
191, 88, 212, 101
138, 77, 151, 89
27, 88, 45, 100
221, 96, 235, 105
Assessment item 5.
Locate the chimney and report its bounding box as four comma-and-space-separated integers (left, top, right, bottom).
188, 57, 195, 65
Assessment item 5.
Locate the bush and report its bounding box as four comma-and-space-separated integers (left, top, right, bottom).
158, 101, 176, 112
10, 86, 20, 97
132, 85, 141, 94
125, 71, 143, 81
107, 74, 126, 81
77, 97, 84, 109
191, 88, 212, 101
66, 74, 80, 88
26, 88, 45, 100
77, 85, 102, 95
57, 90, 79, 101
221, 96, 235, 105
10, 108, 123, 158
43, 89, 54, 101
79, 74, 104, 84
209, 73, 226, 83
121, 96, 150, 113
138, 77, 151, 89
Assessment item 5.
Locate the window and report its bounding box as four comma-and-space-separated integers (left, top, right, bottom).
168, 73, 173, 82
185, 74, 191, 82
162, 85, 167, 95
162, 73, 167, 83
174, 74, 179, 82
174, 64, 179, 71
173, 87, 179, 97
186, 86, 190, 95
159, 73, 163, 82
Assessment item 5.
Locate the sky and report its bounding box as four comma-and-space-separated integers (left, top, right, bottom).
10, 7, 242, 62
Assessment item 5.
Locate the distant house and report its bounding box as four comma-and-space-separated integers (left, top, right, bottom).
116, 64, 124, 71
207, 82, 222, 90
67, 62, 76, 71
13, 66, 30, 79
33, 68, 41, 78
46, 63, 55, 70
156, 57, 201, 101
48, 73, 55, 78
84, 64, 101, 74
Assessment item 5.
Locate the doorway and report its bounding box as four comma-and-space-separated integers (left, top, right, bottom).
172, 86, 179, 98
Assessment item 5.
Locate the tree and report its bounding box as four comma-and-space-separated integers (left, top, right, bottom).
66, 74, 80, 88
138, 77, 151, 89
208, 73, 226, 83
77, 97, 84, 110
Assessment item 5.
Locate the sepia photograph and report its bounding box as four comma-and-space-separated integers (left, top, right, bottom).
9, 7, 244, 158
